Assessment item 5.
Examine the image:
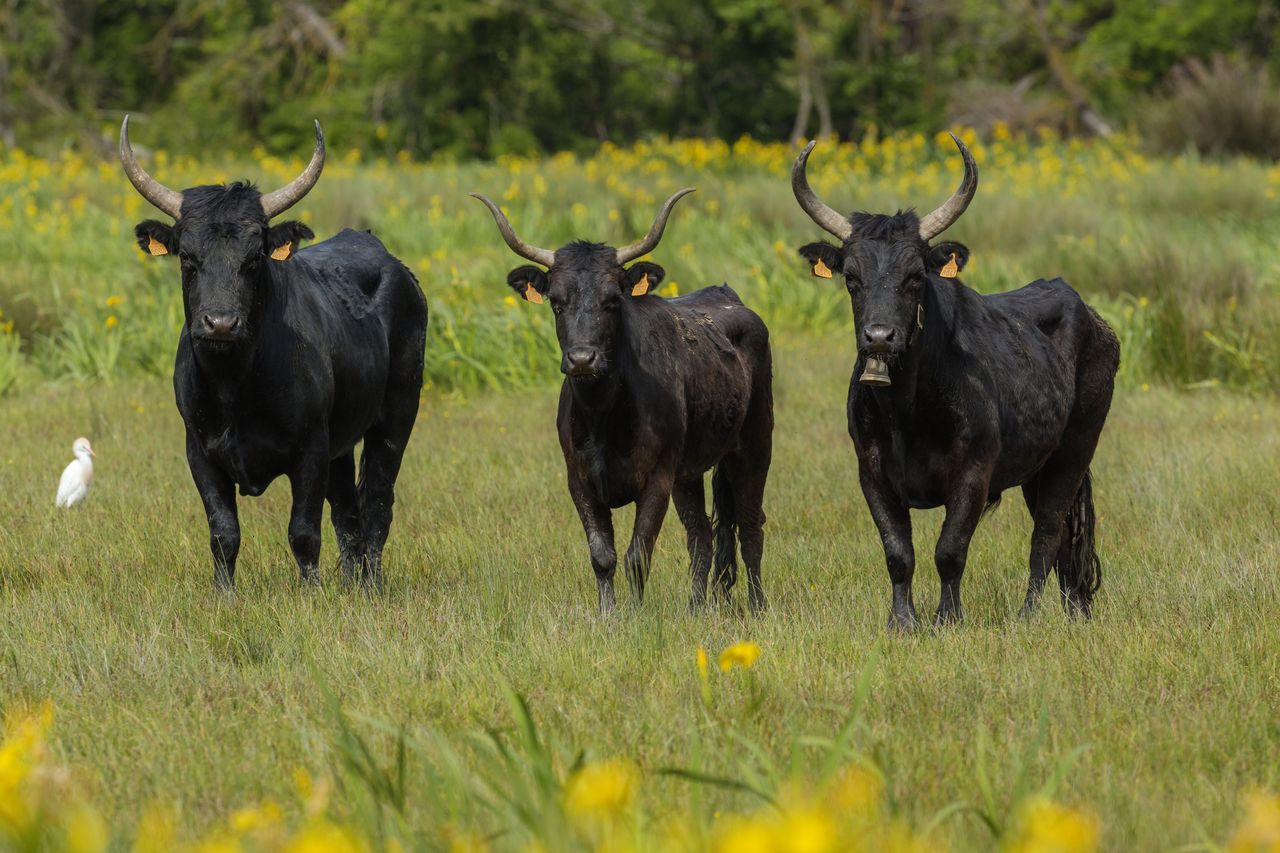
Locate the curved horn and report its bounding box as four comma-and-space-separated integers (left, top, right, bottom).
119, 115, 184, 219
260, 120, 326, 218
791, 141, 853, 241
917, 132, 979, 241
469, 194, 556, 268
615, 188, 696, 264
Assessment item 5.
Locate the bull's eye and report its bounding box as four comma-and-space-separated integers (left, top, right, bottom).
550, 300, 565, 316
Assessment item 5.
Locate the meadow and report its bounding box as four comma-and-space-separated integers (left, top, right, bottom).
0, 129, 1279, 851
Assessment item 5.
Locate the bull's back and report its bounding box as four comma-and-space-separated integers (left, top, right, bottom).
969, 278, 1112, 486
657, 285, 771, 471
289, 229, 426, 449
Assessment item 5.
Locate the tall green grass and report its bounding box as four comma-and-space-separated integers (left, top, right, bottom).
0, 131, 1277, 397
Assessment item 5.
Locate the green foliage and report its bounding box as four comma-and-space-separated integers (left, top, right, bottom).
1142, 55, 1280, 158
4, 1, 1277, 157
0, 362, 1277, 848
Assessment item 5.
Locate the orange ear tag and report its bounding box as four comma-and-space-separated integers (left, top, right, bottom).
524, 284, 544, 304
147, 236, 169, 256
631, 273, 650, 297
270, 242, 293, 261
812, 258, 833, 279
939, 252, 959, 278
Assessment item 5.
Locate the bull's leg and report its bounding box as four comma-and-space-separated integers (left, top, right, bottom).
933, 473, 990, 625
1021, 460, 1090, 618
186, 431, 239, 591
860, 470, 916, 631
288, 453, 330, 586
327, 451, 365, 586
1021, 417, 1107, 618
721, 455, 770, 614
623, 474, 673, 605
672, 477, 713, 609
569, 475, 618, 613
356, 425, 413, 594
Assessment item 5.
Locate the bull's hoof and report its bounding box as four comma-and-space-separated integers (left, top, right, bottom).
886, 609, 919, 634
597, 580, 617, 614
933, 606, 963, 627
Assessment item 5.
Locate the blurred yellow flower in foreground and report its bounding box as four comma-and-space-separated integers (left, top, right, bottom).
1004, 796, 1099, 853
564, 758, 640, 821
1229, 789, 1280, 853
0, 703, 53, 831
718, 641, 762, 672
105, 295, 123, 308
105, 315, 119, 329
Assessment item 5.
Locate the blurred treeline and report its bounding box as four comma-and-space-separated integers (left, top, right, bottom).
2, 0, 1279, 159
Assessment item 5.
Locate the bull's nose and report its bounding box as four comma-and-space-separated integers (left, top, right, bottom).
564, 348, 599, 373
201, 313, 241, 339
863, 324, 896, 351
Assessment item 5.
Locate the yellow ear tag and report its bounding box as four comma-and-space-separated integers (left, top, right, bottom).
812, 258, 833, 279
939, 252, 959, 278
147, 236, 168, 256
270, 242, 293, 261
631, 272, 651, 297
524, 284, 544, 304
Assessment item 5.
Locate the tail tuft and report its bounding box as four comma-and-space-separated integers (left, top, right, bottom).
1054, 470, 1102, 616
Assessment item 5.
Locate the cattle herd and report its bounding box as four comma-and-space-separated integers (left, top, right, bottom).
118, 117, 1118, 630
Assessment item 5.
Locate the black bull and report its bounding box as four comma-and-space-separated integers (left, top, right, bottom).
121, 118, 427, 589
794, 135, 1120, 630
472, 191, 774, 612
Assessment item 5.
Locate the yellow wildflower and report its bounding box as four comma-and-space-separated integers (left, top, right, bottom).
230, 799, 283, 833
282, 820, 368, 853
1228, 788, 1280, 853
106, 295, 123, 308
66, 806, 108, 853
712, 814, 775, 853
1003, 796, 1099, 853
504, 295, 518, 308
776, 805, 838, 853
718, 641, 762, 672
564, 758, 640, 821
696, 645, 712, 706
133, 803, 178, 853
827, 763, 885, 818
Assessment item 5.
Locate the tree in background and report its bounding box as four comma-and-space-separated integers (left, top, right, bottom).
0, 0, 1277, 157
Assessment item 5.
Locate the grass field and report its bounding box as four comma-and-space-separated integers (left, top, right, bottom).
1, 331, 1277, 850
1, 131, 1279, 850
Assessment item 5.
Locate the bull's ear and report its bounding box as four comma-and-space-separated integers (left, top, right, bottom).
797, 242, 842, 279
928, 241, 970, 278
135, 220, 175, 257
267, 221, 315, 262
624, 262, 665, 297
507, 265, 549, 304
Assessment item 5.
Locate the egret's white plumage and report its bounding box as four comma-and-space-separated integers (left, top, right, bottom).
55, 437, 95, 508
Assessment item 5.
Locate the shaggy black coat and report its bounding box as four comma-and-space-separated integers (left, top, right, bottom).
509, 242, 773, 611
799, 211, 1119, 629
135, 183, 427, 589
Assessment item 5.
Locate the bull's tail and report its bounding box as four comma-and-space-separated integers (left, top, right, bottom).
711, 465, 738, 594
1054, 470, 1102, 617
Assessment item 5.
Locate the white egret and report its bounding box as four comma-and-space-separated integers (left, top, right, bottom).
55, 437, 95, 508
